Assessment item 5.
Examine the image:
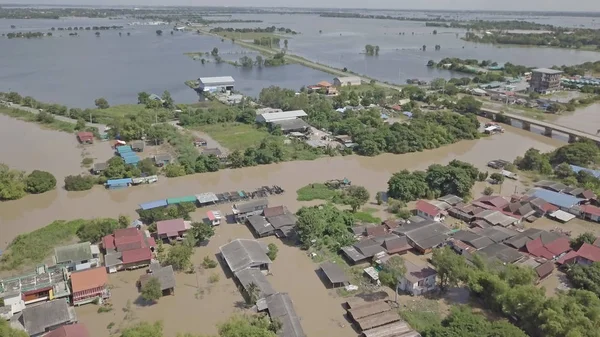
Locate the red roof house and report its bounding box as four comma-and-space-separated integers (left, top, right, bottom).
415, 200, 444, 221
102, 227, 155, 253
580, 204, 600, 222
366, 225, 387, 237
526, 236, 571, 260
472, 196, 509, 210
76, 132, 94, 144
557, 243, 600, 266
70, 267, 109, 305
156, 218, 189, 240
122, 247, 152, 265
44, 324, 90, 337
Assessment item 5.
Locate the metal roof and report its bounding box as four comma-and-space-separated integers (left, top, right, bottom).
166, 196, 197, 205
22, 299, 75, 336
272, 119, 311, 131
106, 178, 133, 186
140, 264, 176, 291
139, 199, 168, 210
265, 293, 306, 337
247, 215, 275, 236
54, 242, 92, 264
196, 192, 219, 204
529, 188, 584, 209
219, 239, 272, 273
258, 110, 307, 123
199, 76, 235, 85
234, 199, 269, 213
234, 268, 275, 299
533, 68, 563, 75
320, 262, 348, 285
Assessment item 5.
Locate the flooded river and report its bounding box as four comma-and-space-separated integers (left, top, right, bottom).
554, 103, 600, 135
0, 119, 561, 250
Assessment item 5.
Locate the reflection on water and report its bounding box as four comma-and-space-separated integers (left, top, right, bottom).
0, 120, 562, 250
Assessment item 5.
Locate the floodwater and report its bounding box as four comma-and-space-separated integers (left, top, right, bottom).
0, 18, 332, 107
0, 118, 562, 250
554, 103, 600, 135
220, 14, 600, 84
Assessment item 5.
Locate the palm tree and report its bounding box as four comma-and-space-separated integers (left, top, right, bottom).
245, 282, 260, 305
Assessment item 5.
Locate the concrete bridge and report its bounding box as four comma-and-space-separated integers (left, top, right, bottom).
481, 108, 600, 144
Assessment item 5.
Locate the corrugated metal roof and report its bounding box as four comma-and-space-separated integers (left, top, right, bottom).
106, 178, 133, 186
530, 188, 583, 209
259, 110, 307, 123
139, 200, 168, 210
199, 76, 235, 85
117, 145, 133, 153
166, 196, 197, 205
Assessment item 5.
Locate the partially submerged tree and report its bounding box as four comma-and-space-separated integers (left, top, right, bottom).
141, 277, 162, 302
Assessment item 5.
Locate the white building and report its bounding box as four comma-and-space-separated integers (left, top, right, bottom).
0, 291, 25, 319
333, 76, 361, 87
398, 261, 437, 296
198, 76, 235, 92
256, 110, 308, 123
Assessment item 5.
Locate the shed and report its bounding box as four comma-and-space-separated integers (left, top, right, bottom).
272, 119, 311, 133
347, 301, 391, 320
257, 110, 308, 123
92, 162, 107, 174
166, 196, 197, 205
362, 321, 419, 337
196, 192, 219, 205
234, 268, 276, 300
207, 210, 223, 226
105, 178, 133, 189
247, 215, 275, 237
198, 76, 235, 91
219, 239, 272, 273
139, 199, 168, 210
355, 311, 401, 331
535, 261, 555, 282
333, 76, 361, 86
154, 153, 172, 166
139, 264, 176, 296
265, 293, 306, 337
77, 132, 94, 144
549, 210, 576, 223
22, 299, 76, 337
319, 262, 348, 288
131, 140, 145, 152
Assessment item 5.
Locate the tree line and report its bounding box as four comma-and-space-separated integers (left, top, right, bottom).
425, 20, 555, 31
4, 31, 50, 39
464, 29, 600, 50
210, 26, 298, 34
50, 25, 123, 31
0, 164, 56, 201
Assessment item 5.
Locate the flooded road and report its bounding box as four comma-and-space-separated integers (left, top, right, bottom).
0, 120, 561, 250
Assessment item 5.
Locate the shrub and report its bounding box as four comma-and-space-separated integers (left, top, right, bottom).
202, 256, 218, 269
64, 175, 96, 191
267, 243, 278, 261
208, 273, 220, 283
25, 170, 56, 194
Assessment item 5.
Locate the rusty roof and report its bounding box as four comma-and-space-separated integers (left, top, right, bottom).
70, 267, 107, 293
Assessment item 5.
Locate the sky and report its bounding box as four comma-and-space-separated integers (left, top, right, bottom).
4, 0, 600, 12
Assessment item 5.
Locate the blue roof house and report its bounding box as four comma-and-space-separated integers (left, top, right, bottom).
530, 188, 584, 212
569, 164, 600, 179
106, 178, 133, 190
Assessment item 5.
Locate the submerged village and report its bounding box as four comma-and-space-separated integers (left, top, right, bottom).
3, 6, 600, 337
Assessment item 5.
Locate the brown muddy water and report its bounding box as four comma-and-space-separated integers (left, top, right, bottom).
0, 120, 562, 250
554, 103, 600, 135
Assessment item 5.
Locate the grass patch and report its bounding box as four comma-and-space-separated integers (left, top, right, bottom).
89, 104, 145, 124
399, 298, 442, 332
82, 157, 94, 167
208, 273, 220, 283
296, 183, 343, 201
0, 219, 86, 270
195, 123, 270, 151
0, 107, 76, 133
353, 208, 382, 223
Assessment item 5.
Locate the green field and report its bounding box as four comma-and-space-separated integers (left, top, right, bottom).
0, 106, 76, 133
352, 208, 382, 223
296, 183, 343, 201
90, 104, 145, 123
195, 123, 270, 151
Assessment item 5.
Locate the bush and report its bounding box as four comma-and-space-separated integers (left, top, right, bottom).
208, 273, 220, 283
141, 277, 162, 302
267, 243, 278, 261
76, 218, 125, 243
81, 158, 94, 167
25, 170, 56, 194
202, 256, 218, 269
483, 186, 494, 195
164, 163, 186, 177
64, 175, 96, 191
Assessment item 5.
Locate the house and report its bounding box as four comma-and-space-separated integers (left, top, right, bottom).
394, 220, 450, 254
527, 188, 584, 212
478, 243, 524, 264
247, 215, 275, 237
451, 230, 494, 250
202, 147, 223, 157
558, 243, 600, 266
54, 242, 100, 272
219, 239, 272, 273
271, 118, 311, 133
76, 132, 94, 144
579, 204, 600, 222
333, 76, 361, 87
256, 110, 308, 123
472, 196, 509, 210
263, 293, 307, 337
21, 299, 77, 337
156, 218, 191, 241
398, 261, 437, 296
472, 210, 520, 227
232, 199, 269, 222
91, 162, 107, 174
438, 194, 464, 206
525, 235, 571, 260
341, 235, 411, 264
319, 262, 349, 288
148, 94, 164, 102
138, 264, 176, 296
131, 140, 145, 152
198, 76, 235, 92
0, 265, 71, 308
234, 268, 275, 302
102, 227, 155, 273
504, 228, 557, 250
44, 324, 89, 337
207, 210, 223, 226
154, 153, 172, 167
415, 200, 444, 221
70, 267, 109, 306
534, 261, 555, 283
0, 290, 25, 320
266, 212, 297, 238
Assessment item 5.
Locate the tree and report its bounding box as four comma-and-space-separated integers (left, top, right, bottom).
165, 242, 193, 271
454, 96, 482, 113
75, 118, 86, 131
0, 319, 28, 337
0, 164, 27, 200
137, 92, 150, 105
25, 170, 56, 194
379, 255, 406, 288
284, 39, 288, 49
375, 45, 380, 55
514, 148, 552, 174
141, 277, 162, 302
551, 141, 600, 167
483, 186, 494, 195
239, 55, 254, 68
267, 243, 278, 260
489, 172, 505, 184
571, 232, 596, 250
161, 90, 174, 109
120, 321, 163, 337
188, 221, 215, 245
211, 47, 219, 57
228, 150, 245, 168
255, 55, 263, 67
431, 247, 468, 292
554, 162, 575, 178
94, 97, 109, 109
138, 158, 158, 176
295, 204, 355, 249
164, 163, 186, 177
566, 262, 600, 298
387, 170, 429, 202
95, 31, 100, 36
218, 315, 278, 337
156, 29, 163, 36
76, 218, 124, 243
344, 185, 370, 212
64, 175, 96, 191
431, 78, 447, 91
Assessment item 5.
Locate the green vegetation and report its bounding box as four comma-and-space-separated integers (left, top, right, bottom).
208, 273, 220, 283
64, 174, 97, 191
352, 208, 382, 223
4, 31, 50, 39
267, 243, 278, 261
141, 277, 162, 302
0, 106, 76, 133
571, 232, 596, 250
387, 160, 481, 202
427, 246, 600, 337
210, 26, 298, 35
194, 123, 269, 151
0, 164, 56, 200
378, 255, 406, 288
464, 29, 600, 51
165, 241, 194, 271
0, 319, 28, 337
296, 183, 342, 201
364, 44, 380, 56
137, 202, 196, 224
426, 20, 554, 31
0, 218, 123, 270
295, 204, 355, 250
76, 217, 128, 243
94, 97, 110, 109
202, 256, 218, 269
430, 57, 531, 79
188, 221, 216, 246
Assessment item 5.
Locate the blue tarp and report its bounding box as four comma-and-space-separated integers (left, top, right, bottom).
117, 145, 133, 154
120, 152, 138, 158
124, 156, 140, 164
403, 111, 413, 118
139, 199, 168, 210
106, 178, 133, 186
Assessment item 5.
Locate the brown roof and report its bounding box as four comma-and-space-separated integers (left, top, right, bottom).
383, 219, 401, 229
404, 260, 436, 283
264, 206, 286, 218
366, 225, 387, 237
70, 267, 108, 293
382, 236, 411, 254
44, 323, 89, 337
535, 261, 554, 279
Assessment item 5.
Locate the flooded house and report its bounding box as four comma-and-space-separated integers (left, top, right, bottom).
138, 264, 176, 297
206, 210, 223, 226
261, 292, 307, 337
414, 200, 445, 222
91, 162, 107, 175
398, 261, 437, 296
232, 199, 269, 222
218, 239, 272, 273
393, 220, 450, 254
234, 268, 276, 302
45, 324, 89, 337
154, 153, 172, 167
341, 234, 412, 265
198, 76, 235, 93
131, 140, 145, 152
102, 227, 156, 273
53, 242, 100, 272
20, 298, 77, 337
76, 131, 94, 144
156, 218, 191, 241
69, 267, 109, 306
319, 262, 349, 288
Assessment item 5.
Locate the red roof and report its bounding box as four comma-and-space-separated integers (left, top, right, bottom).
121, 247, 152, 264
157, 218, 187, 236
102, 234, 116, 250
526, 238, 555, 259
70, 267, 108, 293
44, 324, 90, 337
76, 132, 94, 141
390, 105, 402, 111
207, 211, 216, 221
581, 204, 600, 217
577, 243, 600, 263
545, 237, 571, 256
557, 250, 579, 265
472, 196, 509, 210
415, 200, 442, 217
366, 225, 387, 237
103, 228, 154, 252
114, 227, 140, 238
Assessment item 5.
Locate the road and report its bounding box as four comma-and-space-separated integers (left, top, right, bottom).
8, 102, 107, 132
198, 29, 404, 92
